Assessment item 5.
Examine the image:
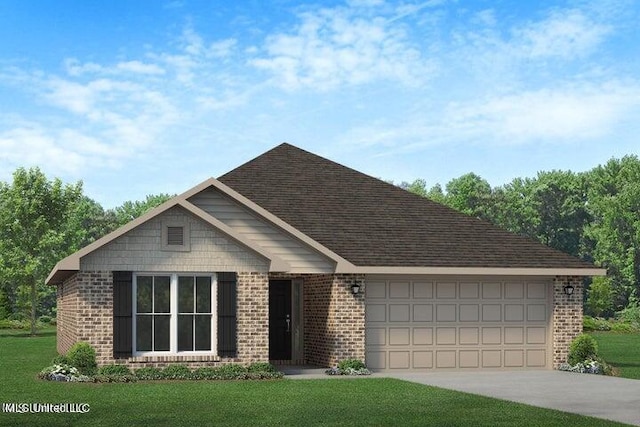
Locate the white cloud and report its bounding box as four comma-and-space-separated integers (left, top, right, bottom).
513, 9, 610, 59
116, 60, 165, 75
250, 5, 433, 90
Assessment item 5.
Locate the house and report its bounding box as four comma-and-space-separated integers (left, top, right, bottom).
46, 143, 605, 371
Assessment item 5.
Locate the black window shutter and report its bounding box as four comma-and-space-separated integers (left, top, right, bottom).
112, 271, 133, 359
217, 272, 237, 358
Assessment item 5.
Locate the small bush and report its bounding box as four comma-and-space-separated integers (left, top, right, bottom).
583, 316, 611, 332
338, 359, 366, 371
52, 354, 70, 365
93, 374, 138, 383
98, 364, 132, 376
38, 315, 52, 324
191, 367, 218, 380
134, 367, 164, 380
162, 364, 192, 380
67, 342, 97, 376
215, 363, 247, 379
567, 334, 598, 365
38, 364, 92, 382
247, 362, 277, 373
616, 304, 640, 328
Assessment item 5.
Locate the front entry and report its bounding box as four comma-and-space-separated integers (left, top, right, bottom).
269, 279, 292, 360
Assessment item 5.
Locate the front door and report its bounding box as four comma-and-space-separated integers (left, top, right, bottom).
269, 279, 292, 360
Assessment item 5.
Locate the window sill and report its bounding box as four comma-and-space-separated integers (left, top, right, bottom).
129, 354, 222, 364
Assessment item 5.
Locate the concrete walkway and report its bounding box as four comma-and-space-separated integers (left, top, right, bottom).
281, 367, 640, 425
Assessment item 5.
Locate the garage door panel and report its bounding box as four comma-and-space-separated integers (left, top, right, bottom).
389, 282, 410, 299
366, 327, 386, 345
366, 277, 550, 371
460, 350, 480, 368
459, 283, 479, 299
505, 304, 524, 322
436, 327, 456, 345
505, 282, 524, 299
504, 327, 524, 344
413, 351, 433, 368
482, 304, 502, 321
482, 350, 502, 368
436, 304, 456, 322
389, 328, 410, 346
504, 350, 525, 367
413, 304, 433, 322
413, 282, 433, 298
413, 328, 433, 345
366, 304, 386, 322
482, 283, 501, 299
389, 351, 410, 369
459, 304, 479, 322
459, 327, 479, 345
527, 349, 546, 367
436, 350, 457, 368
389, 304, 410, 322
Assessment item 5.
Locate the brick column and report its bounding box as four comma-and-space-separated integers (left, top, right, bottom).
552, 276, 584, 368
236, 272, 269, 363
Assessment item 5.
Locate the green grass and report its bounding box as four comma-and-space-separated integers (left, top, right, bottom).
0, 328, 626, 427
590, 331, 640, 379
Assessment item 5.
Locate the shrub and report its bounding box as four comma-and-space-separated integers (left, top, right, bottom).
616, 304, 640, 328
567, 334, 598, 366
191, 367, 218, 380
93, 374, 138, 383
51, 354, 70, 365
162, 364, 192, 380
38, 364, 92, 382
583, 316, 611, 332
215, 363, 247, 379
98, 364, 132, 376
338, 359, 366, 371
67, 342, 97, 375
38, 315, 52, 324
247, 362, 277, 373
134, 367, 164, 380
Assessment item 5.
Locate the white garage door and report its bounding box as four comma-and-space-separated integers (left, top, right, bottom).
365, 277, 552, 370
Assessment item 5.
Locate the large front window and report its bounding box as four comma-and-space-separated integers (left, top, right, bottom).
133, 274, 216, 355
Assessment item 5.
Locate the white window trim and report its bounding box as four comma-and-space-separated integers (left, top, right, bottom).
132, 273, 218, 357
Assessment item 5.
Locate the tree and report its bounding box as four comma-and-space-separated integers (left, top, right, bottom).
584, 156, 640, 309
586, 277, 615, 318
111, 193, 173, 227
0, 168, 83, 335
444, 173, 492, 218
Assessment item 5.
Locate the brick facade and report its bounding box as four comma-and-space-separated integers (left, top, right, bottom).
303, 274, 365, 367
552, 276, 584, 368
236, 272, 270, 364
56, 274, 79, 355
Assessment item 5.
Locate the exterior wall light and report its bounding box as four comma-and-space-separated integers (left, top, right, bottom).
351, 281, 361, 295
563, 284, 575, 296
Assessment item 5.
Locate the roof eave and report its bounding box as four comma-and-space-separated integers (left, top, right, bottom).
340, 266, 607, 276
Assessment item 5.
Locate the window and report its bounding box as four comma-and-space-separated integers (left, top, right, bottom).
133, 274, 216, 355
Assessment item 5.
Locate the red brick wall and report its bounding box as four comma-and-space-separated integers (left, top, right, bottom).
56, 274, 79, 355
553, 276, 584, 368
304, 274, 365, 367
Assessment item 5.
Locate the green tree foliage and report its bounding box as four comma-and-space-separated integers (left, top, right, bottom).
111, 193, 173, 226
0, 167, 173, 328
0, 168, 83, 335
584, 156, 640, 308
586, 277, 615, 318
444, 173, 492, 218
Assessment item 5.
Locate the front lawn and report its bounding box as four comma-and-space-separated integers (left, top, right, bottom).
0, 328, 625, 427
590, 332, 640, 379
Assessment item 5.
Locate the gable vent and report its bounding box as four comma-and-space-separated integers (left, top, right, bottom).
166, 226, 184, 246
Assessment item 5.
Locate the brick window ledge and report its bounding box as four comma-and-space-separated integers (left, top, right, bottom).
128, 355, 222, 364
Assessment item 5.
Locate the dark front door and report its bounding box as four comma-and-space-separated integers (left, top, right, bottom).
269, 279, 292, 360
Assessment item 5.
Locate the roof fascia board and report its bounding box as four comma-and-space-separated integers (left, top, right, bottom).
198, 178, 355, 271
177, 200, 290, 272
342, 266, 607, 276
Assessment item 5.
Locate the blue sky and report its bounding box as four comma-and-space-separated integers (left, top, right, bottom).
1, 0, 638, 208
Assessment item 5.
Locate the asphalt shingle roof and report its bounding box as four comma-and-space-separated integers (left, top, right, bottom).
219, 143, 595, 269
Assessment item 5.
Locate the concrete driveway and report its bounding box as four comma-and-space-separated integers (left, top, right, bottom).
388, 370, 640, 426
